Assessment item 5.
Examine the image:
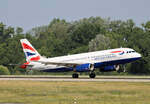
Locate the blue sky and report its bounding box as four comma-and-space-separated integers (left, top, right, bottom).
0, 0, 150, 32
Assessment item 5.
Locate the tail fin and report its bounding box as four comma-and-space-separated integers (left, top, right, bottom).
20, 39, 41, 62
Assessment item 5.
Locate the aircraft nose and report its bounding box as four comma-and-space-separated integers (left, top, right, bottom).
137, 53, 142, 58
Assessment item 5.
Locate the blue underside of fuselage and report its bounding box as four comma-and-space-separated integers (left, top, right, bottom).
42, 57, 141, 72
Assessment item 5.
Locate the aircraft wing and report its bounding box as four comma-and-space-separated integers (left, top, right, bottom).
35, 61, 82, 67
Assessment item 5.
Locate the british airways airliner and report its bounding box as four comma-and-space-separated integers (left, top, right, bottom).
19, 39, 141, 78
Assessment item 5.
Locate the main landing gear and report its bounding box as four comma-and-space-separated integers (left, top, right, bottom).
72, 64, 96, 78
72, 72, 96, 78
89, 64, 96, 78
72, 73, 79, 78
89, 72, 96, 78
72, 66, 79, 78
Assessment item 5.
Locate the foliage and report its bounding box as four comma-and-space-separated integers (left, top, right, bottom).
0, 65, 10, 75
0, 17, 150, 75
89, 34, 111, 51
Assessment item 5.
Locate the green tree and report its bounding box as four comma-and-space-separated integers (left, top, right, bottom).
89, 34, 111, 51
0, 65, 10, 75
16, 27, 23, 34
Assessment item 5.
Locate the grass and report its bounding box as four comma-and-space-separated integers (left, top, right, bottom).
0, 81, 150, 104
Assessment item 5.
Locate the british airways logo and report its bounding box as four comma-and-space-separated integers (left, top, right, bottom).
26, 52, 36, 56
22, 42, 40, 61
111, 51, 124, 55
22, 43, 35, 52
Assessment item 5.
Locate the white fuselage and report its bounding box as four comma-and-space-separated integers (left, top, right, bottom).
28, 48, 141, 71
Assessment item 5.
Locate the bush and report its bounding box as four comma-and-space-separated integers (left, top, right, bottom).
0, 65, 10, 75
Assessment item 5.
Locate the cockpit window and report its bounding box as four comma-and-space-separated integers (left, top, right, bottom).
126, 51, 136, 53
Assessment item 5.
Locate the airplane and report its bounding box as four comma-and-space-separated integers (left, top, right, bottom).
19, 39, 141, 78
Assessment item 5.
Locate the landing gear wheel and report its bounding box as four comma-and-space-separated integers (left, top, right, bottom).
89, 73, 96, 78
72, 73, 79, 78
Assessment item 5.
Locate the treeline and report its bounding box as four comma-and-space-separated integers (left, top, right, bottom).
0, 17, 150, 75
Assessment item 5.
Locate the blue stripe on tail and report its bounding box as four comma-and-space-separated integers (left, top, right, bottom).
26, 52, 36, 56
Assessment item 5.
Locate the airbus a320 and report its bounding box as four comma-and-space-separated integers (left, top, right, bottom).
19, 39, 141, 78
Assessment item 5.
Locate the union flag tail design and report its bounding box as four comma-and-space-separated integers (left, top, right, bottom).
20, 39, 41, 62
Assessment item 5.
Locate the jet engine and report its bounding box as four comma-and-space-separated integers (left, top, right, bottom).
75, 63, 91, 72
100, 65, 119, 72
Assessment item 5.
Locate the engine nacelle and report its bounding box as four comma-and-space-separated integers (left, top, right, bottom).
100, 65, 119, 72
76, 63, 91, 72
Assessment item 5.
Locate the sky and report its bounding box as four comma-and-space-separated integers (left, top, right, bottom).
0, 0, 150, 32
